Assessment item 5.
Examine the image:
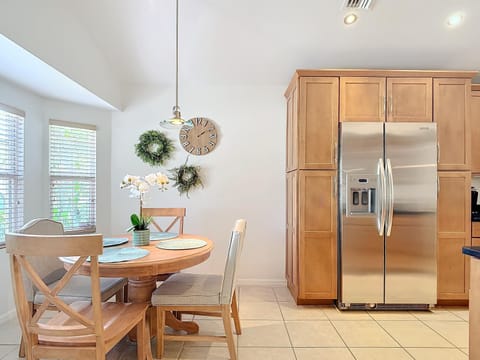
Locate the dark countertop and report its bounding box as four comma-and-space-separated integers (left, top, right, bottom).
462, 246, 480, 259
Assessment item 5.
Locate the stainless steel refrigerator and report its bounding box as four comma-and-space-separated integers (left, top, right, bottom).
338, 122, 437, 309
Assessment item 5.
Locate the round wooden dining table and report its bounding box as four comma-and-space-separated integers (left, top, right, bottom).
61, 234, 213, 335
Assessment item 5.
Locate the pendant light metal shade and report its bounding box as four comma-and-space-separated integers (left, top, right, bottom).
160, 0, 185, 128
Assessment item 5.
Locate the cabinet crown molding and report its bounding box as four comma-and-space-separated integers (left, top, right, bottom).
285, 69, 478, 98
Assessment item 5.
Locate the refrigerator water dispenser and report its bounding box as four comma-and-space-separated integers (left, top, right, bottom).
346, 174, 377, 216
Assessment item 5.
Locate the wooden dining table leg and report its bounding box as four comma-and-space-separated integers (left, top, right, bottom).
126, 275, 199, 341
165, 311, 199, 334
127, 276, 157, 341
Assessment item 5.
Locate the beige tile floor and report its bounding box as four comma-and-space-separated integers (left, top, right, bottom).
0, 286, 470, 360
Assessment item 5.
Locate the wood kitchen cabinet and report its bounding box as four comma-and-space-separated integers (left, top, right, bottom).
340, 77, 386, 122
286, 85, 298, 172
286, 170, 337, 303
471, 84, 480, 173
434, 78, 471, 171
437, 172, 471, 302
286, 171, 298, 296
286, 77, 338, 171
340, 77, 432, 123
296, 170, 337, 302
286, 69, 476, 304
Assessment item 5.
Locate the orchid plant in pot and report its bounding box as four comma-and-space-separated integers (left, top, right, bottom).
120, 172, 169, 246
127, 214, 152, 246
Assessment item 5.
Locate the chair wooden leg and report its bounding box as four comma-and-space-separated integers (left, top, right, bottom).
231, 291, 241, 335
221, 304, 237, 360
144, 309, 153, 360
123, 284, 129, 302
136, 316, 146, 360
20, 301, 35, 358
115, 287, 125, 303
156, 308, 165, 359
18, 335, 26, 358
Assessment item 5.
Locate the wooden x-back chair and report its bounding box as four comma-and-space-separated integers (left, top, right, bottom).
6, 232, 152, 360
17, 219, 127, 358
140, 208, 186, 234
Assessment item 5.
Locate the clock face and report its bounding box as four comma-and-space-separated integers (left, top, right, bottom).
179, 117, 217, 156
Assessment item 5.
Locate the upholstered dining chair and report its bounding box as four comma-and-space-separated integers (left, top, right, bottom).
16, 218, 127, 358
6, 232, 152, 360
140, 208, 186, 234
151, 219, 246, 360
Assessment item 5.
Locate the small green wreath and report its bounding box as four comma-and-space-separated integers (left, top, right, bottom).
169, 161, 203, 197
135, 130, 174, 166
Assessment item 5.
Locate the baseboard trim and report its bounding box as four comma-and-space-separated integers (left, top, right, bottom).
236, 278, 287, 287
0, 308, 16, 324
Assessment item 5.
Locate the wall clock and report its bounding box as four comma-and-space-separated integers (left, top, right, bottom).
179, 117, 218, 155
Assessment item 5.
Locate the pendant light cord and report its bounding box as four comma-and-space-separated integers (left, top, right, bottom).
175, 0, 179, 110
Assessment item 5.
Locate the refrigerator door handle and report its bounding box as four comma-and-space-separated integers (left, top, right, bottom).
377, 158, 387, 236
386, 158, 394, 237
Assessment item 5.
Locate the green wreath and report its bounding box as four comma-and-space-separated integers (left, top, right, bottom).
169, 162, 203, 197
135, 130, 174, 166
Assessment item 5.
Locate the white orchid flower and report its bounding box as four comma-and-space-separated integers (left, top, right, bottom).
145, 173, 157, 186
156, 173, 169, 186
137, 181, 150, 193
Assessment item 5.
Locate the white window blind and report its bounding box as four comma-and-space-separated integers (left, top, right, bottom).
49, 120, 96, 233
0, 104, 24, 246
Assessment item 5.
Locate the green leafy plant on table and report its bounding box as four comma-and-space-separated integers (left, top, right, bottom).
127, 213, 152, 232
127, 213, 152, 246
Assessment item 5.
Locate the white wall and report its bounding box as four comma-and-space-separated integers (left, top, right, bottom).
111, 84, 286, 284
0, 77, 112, 320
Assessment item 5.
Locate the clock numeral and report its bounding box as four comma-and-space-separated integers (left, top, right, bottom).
203, 146, 210, 153
188, 146, 195, 153
180, 134, 187, 140
182, 141, 190, 147
209, 141, 215, 147
193, 117, 203, 126
207, 127, 215, 132
195, 147, 201, 155
203, 120, 209, 127
209, 133, 217, 139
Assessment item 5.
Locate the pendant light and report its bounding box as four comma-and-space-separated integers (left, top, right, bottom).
160, 0, 186, 129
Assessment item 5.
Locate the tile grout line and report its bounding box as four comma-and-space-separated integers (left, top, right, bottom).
275, 288, 298, 360
369, 315, 416, 360
418, 316, 467, 354
326, 309, 359, 360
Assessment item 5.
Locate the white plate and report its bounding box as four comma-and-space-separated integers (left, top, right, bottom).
156, 238, 207, 250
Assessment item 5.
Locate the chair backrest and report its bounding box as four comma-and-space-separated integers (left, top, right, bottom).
220, 219, 247, 304
6, 233, 105, 348
17, 219, 65, 301
141, 208, 186, 234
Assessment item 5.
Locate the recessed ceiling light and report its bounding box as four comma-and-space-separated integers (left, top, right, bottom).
447, 13, 464, 27
344, 13, 358, 25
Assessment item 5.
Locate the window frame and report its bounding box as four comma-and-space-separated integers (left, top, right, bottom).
0, 103, 25, 248
48, 119, 97, 234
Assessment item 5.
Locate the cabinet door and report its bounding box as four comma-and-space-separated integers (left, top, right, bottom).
340, 77, 386, 122
299, 77, 339, 169
298, 170, 337, 299
286, 171, 298, 297
434, 78, 471, 171
437, 172, 471, 300
286, 85, 298, 172
471, 89, 480, 172
387, 78, 432, 122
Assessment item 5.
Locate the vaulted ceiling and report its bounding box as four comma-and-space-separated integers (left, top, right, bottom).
0, 0, 479, 108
